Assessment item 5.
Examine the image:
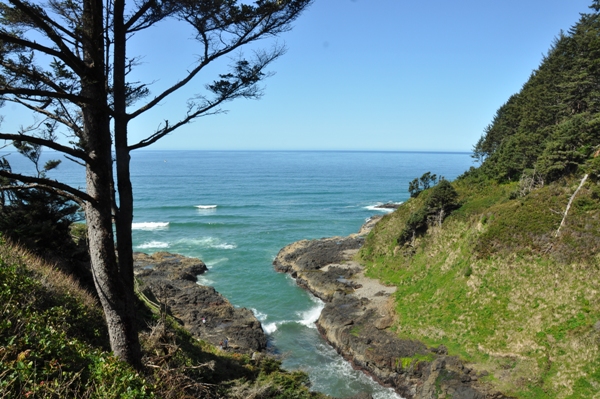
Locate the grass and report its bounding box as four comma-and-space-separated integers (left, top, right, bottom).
358, 176, 600, 398
0, 237, 327, 399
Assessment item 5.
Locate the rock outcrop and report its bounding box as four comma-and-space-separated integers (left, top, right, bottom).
134, 252, 267, 353
273, 218, 509, 399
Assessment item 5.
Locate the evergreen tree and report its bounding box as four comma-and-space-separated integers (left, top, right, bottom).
0, 0, 312, 367
473, 3, 600, 183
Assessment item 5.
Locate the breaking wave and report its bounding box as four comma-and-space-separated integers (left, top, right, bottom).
137, 241, 169, 249
132, 222, 169, 230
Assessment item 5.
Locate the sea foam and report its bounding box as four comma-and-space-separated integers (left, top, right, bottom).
132, 222, 169, 230
297, 297, 325, 328
196, 275, 214, 286
364, 202, 402, 213
310, 341, 403, 399
204, 258, 228, 268
195, 204, 217, 209
137, 241, 169, 249
197, 237, 237, 250
251, 308, 268, 322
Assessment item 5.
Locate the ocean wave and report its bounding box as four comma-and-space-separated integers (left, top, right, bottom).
137, 241, 170, 249
262, 320, 290, 335
310, 341, 402, 399
204, 257, 228, 268
251, 308, 268, 322
175, 236, 237, 250
297, 297, 325, 328
195, 204, 217, 209
364, 202, 402, 213
196, 275, 214, 286
132, 222, 169, 230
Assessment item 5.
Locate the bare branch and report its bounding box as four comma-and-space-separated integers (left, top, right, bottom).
0, 132, 89, 162
10, 97, 83, 135
128, 106, 224, 151
555, 174, 589, 237
64, 154, 86, 167
124, 0, 158, 33
128, 58, 210, 120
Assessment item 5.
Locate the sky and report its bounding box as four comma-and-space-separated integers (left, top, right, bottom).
2, 0, 595, 152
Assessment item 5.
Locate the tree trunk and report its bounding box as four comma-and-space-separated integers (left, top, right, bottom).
112, 0, 136, 311
81, 0, 141, 368
85, 167, 141, 368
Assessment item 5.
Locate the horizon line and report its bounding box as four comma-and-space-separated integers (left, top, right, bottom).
130, 149, 473, 154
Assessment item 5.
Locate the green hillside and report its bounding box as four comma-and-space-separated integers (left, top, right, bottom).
359, 3, 600, 398
0, 239, 325, 399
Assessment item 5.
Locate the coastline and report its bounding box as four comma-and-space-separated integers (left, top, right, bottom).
133, 251, 267, 353
273, 216, 508, 399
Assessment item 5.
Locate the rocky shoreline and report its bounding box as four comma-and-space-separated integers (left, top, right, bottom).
133, 252, 267, 353
273, 217, 509, 399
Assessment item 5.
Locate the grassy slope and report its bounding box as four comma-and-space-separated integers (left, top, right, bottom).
0, 238, 326, 399
359, 176, 600, 398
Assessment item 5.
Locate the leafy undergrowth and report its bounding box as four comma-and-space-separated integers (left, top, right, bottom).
359, 176, 600, 398
0, 239, 326, 399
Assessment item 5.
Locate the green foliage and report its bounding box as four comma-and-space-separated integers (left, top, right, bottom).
0, 240, 325, 399
473, 6, 600, 183
0, 246, 151, 398
398, 179, 459, 246
0, 188, 81, 256
360, 8, 600, 397
360, 175, 600, 398
398, 352, 435, 370
408, 171, 438, 198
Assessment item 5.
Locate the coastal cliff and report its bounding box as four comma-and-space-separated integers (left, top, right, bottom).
274, 217, 507, 399
134, 252, 267, 353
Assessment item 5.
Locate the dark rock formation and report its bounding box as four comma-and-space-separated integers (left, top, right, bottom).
134, 252, 267, 353
273, 222, 510, 399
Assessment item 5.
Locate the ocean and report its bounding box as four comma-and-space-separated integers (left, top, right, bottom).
4, 150, 474, 398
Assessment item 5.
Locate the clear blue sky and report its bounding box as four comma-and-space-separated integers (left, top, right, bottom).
3, 0, 595, 152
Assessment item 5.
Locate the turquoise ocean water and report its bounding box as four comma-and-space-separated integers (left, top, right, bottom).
5, 150, 474, 398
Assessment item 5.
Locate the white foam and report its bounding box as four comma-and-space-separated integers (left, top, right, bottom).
297, 297, 325, 328
204, 258, 228, 268
251, 308, 268, 322
195, 205, 217, 209
263, 320, 290, 335
213, 243, 237, 249
176, 237, 237, 250
132, 222, 169, 230
137, 241, 169, 249
196, 275, 214, 286
364, 202, 403, 213
310, 341, 404, 399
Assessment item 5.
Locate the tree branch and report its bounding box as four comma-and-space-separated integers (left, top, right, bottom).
0, 169, 93, 204
0, 32, 71, 63
0, 182, 86, 207
0, 132, 90, 162
124, 0, 157, 32
128, 58, 210, 120
10, 97, 83, 136
0, 86, 92, 106
7, 0, 85, 75
555, 174, 589, 237
128, 105, 223, 151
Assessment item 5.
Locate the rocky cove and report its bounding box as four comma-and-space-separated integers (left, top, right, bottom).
132, 216, 508, 399
273, 216, 510, 399
134, 252, 267, 353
